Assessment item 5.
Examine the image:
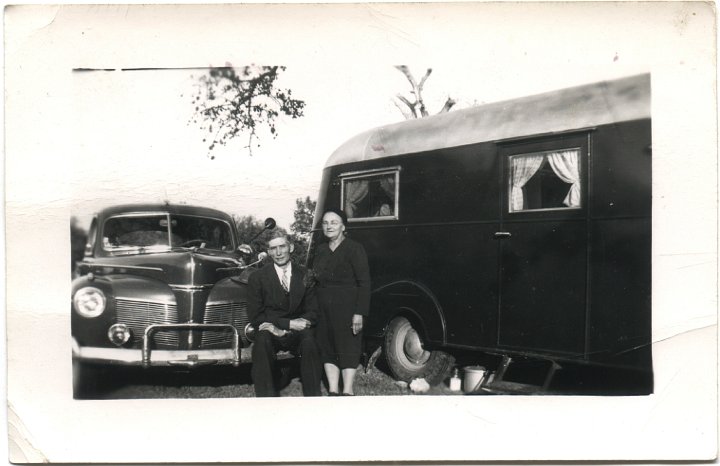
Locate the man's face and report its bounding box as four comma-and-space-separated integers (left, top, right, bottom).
267, 237, 293, 267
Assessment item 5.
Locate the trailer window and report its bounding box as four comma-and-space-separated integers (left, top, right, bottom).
342, 170, 399, 221
508, 148, 582, 212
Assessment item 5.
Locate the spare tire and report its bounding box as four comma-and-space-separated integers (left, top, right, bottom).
384, 316, 454, 386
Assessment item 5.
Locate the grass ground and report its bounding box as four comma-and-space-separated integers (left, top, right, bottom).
77, 351, 651, 399
82, 357, 460, 399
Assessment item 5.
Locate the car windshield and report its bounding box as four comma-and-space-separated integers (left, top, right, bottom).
101, 213, 234, 254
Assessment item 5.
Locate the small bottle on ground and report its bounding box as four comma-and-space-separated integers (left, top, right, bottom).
449, 368, 462, 392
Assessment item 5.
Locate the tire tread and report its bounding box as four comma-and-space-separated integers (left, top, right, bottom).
384, 316, 455, 385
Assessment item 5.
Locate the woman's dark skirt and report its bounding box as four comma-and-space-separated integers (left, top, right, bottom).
317, 286, 363, 369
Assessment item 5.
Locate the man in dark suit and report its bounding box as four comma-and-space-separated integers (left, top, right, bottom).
246, 232, 322, 397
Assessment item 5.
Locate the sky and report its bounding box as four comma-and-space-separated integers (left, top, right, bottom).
8, 3, 702, 233
68, 62, 651, 231
69, 64, 420, 230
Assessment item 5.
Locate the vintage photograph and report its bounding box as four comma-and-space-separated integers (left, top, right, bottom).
6, 3, 716, 463
70, 70, 653, 400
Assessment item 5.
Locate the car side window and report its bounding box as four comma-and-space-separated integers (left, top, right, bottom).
341, 168, 400, 221
508, 148, 582, 212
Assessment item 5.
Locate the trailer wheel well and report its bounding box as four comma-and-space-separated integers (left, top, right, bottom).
369, 280, 446, 346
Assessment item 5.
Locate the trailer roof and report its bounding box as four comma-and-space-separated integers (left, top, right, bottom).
325, 74, 650, 168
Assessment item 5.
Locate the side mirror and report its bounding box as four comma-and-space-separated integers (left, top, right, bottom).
237, 244, 253, 255
247, 217, 277, 244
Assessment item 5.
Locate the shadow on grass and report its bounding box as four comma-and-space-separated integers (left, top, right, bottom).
75, 362, 257, 400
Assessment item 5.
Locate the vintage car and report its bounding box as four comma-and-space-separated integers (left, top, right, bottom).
71, 203, 273, 396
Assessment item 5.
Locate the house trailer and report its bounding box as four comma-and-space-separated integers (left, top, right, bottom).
310, 74, 652, 394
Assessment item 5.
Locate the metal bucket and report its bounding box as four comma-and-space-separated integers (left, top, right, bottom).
463, 366, 487, 393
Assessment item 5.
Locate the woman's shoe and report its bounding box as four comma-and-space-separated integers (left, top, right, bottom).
342, 393, 355, 396
328, 392, 340, 396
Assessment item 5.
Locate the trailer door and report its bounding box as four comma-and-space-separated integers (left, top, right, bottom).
497, 135, 589, 356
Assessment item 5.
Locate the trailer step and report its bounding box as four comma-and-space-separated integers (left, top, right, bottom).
478, 355, 562, 394
480, 380, 545, 395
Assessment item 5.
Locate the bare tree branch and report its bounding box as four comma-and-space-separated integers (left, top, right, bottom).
418, 100, 429, 118
395, 94, 418, 118
418, 68, 432, 90
414, 69, 433, 117
393, 66, 448, 119
392, 99, 415, 120
438, 97, 457, 114
394, 65, 418, 91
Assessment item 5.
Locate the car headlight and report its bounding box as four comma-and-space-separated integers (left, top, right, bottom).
73, 287, 106, 318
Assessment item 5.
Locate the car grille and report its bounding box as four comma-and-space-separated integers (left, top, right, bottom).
201, 301, 250, 348
116, 299, 179, 348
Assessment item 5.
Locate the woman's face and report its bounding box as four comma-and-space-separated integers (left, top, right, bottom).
322, 212, 345, 240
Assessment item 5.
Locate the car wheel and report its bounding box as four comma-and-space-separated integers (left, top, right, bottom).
384, 316, 455, 386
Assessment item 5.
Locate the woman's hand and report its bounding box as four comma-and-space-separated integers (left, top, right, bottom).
352, 314, 363, 335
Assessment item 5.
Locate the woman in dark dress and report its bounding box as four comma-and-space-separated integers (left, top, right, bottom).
313, 208, 370, 395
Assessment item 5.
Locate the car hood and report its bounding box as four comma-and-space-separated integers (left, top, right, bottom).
80, 250, 243, 286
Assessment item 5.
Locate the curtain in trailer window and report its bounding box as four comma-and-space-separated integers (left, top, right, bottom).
509, 148, 581, 212
343, 172, 398, 220
344, 179, 370, 218
510, 154, 545, 211
546, 150, 581, 208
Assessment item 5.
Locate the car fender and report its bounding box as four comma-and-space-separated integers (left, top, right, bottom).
209, 276, 249, 302
366, 280, 446, 346
71, 274, 177, 346
99, 274, 176, 303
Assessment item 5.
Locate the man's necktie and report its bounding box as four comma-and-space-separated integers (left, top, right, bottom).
281, 267, 290, 293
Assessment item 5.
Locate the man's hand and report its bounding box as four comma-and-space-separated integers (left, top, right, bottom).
289, 318, 312, 331
258, 322, 288, 337
352, 314, 363, 335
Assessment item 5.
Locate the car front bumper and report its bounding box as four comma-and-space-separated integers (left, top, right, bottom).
72, 344, 253, 366
72, 322, 252, 367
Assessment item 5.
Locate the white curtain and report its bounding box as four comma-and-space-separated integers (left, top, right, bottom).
510, 154, 545, 211
546, 149, 581, 207
344, 180, 369, 218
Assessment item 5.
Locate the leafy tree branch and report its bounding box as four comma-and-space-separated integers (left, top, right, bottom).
189, 65, 306, 158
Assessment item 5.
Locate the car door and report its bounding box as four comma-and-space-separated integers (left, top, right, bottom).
496, 134, 590, 356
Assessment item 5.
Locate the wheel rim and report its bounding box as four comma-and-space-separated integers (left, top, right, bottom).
400, 323, 431, 366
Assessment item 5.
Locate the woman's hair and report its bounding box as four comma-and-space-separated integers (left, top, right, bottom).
322, 207, 348, 226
